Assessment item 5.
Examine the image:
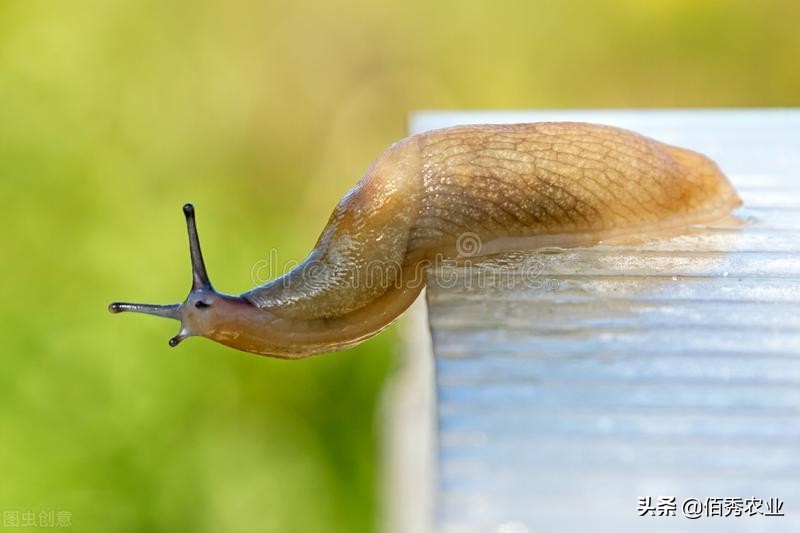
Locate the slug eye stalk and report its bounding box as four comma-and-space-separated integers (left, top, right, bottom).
108, 203, 219, 347
183, 203, 213, 292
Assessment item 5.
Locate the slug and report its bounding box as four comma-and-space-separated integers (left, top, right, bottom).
109, 122, 741, 358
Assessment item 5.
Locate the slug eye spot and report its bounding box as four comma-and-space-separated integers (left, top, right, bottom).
195, 301, 211, 309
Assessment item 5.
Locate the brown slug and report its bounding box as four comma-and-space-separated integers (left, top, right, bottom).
109, 122, 741, 358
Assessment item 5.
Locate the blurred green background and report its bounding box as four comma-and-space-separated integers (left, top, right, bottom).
1, 0, 798, 531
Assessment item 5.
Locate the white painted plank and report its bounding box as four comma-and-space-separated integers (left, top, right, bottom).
411, 110, 800, 533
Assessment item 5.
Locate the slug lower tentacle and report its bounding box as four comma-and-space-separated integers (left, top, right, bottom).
110, 122, 741, 358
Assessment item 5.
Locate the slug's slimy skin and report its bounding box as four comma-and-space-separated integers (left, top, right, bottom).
110, 122, 741, 358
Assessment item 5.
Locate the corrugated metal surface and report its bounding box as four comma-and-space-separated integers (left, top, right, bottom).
411, 110, 800, 533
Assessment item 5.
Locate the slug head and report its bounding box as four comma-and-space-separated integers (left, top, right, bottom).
109, 204, 253, 348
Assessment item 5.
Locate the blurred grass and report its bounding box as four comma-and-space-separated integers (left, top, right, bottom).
0, 0, 798, 531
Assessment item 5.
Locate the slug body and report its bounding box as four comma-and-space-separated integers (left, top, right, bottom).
110, 122, 741, 358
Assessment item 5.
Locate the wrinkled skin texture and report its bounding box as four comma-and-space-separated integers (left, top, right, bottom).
410, 123, 739, 255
